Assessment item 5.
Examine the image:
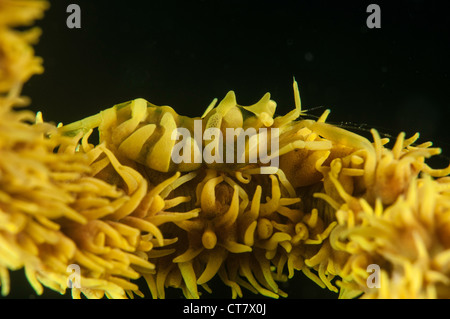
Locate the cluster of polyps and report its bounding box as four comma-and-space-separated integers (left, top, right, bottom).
2, 0, 450, 299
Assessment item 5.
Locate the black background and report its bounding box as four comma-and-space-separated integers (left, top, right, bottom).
9, 0, 450, 299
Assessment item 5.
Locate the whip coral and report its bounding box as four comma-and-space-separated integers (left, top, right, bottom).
0, 0, 194, 299
1, 1, 450, 299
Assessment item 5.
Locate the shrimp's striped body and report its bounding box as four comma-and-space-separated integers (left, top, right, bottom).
60, 81, 333, 182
